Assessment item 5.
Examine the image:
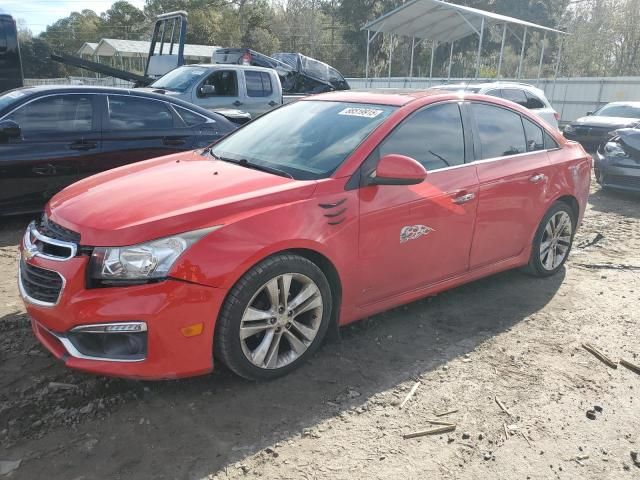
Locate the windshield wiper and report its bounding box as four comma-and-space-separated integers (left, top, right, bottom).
211, 153, 294, 179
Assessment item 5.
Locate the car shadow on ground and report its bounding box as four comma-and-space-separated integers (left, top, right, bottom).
2, 266, 565, 479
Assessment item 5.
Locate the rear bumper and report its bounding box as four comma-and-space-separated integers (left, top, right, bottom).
21, 253, 227, 380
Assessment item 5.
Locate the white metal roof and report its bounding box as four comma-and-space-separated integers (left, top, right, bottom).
362, 0, 567, 43
91, 39, 219, 60
77, 42, 98, 56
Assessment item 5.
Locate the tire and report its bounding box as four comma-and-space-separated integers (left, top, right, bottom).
524, 201, 576, 277
214, 254, 332, 380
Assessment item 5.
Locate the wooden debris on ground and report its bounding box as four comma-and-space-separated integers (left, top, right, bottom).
494, 396, 513, 416
582, 343, 618, 369
399, 381, 421, 409
620, 358, 640, 375
434, 408, 458, 417
403, 424, 456, 439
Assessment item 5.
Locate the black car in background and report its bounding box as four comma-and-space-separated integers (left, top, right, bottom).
563, 102, 640, 150
0, 14, 24, 94
0, 86, 236, 216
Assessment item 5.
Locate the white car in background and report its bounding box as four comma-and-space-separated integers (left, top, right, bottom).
435, 82, 560, 130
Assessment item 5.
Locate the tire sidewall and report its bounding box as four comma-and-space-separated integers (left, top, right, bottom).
529, 202, 576, 277
215, 254, 332, 380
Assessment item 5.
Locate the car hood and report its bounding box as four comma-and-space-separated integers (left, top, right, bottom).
47, 150, 316, 246
572, 116, 639, 128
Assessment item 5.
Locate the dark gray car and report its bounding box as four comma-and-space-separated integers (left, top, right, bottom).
595, 128, 640, 192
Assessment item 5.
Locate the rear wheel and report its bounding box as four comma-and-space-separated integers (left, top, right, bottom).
524, 202, 576, 277
214, 254, 332, 380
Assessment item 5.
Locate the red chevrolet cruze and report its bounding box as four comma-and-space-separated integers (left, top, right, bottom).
19, 90, 591, 380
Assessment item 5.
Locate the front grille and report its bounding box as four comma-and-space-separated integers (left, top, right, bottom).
606, 175, 640, 189
20, 260, 64, 305
38, 215, 80, 244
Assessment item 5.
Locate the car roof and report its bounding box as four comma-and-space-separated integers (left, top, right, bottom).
1, 85, 221, 119
307, 88, 462, 106
181, 63, 276, 73
603, 101, 640, 107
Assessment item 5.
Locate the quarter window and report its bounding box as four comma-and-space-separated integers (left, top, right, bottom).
471, 103, 527, 158
379, 103, 465, 170
502, 88, 528, 107
245, 71, 273, 97
174, 105, 207, 127
525, 91, 546, 109
107, 96, 173, 130
8, 95, 93, 136
522, 117, 544, 152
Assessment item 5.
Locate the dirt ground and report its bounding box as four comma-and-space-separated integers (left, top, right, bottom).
0, 178, 639, 480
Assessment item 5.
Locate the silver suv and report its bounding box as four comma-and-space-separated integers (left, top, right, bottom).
435, 82, 559, 130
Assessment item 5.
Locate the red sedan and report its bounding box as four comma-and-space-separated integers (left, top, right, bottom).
19, 90, 591, 380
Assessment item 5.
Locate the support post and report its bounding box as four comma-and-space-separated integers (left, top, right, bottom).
518, 26, 527, 79
551, 36, 563, 101
365, 29, 370, 87
448, 41, 454, 80
537, 32, 546, 85
475, 17, 485, 79
497, 23, 506, 78
409, 36, 415, 87
429, 41, 436, 87
388, 33, 393, 87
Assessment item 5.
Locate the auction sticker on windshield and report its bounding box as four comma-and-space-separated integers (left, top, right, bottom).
338, 107, 384, 118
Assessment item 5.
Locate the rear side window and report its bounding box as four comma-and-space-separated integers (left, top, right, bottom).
8, 95, 93, 136
471, 103, 526, 158
245, 71, 273, 97
484, 89, 503, 98
502, 89, 528, 107
380, 102, 465, 170
522, 117, 544, 152
174, 105, 207, 127
525, 91, 546, 109
107, 96, 173, 130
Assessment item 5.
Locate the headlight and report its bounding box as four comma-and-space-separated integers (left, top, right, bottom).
604, 141, 627, 158
89, 226, 220, 282
564, 124, 576, 134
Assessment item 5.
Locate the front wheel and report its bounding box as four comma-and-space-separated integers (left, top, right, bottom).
524, 202, 576, 277
214, 254, 332, 380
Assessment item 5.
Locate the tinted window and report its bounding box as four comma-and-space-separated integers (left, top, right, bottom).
0, 19, 8, 51
150, 66, 208, 92
484, 89, 503, 98
8, 95, 93, 136
522, 117, 544, 152
471, 103, 527, 158
502, 88, 528, 106
199, 70, 238, 97
107, 96, 173, 130
174, 105, 207, 126
210, 101, 396, 180
380, 103, 465, 170
245, 71, 273, 97
525, 91, 545, 109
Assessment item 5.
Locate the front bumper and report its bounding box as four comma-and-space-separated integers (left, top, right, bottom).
594, 152, 640, 192
20, 252, 226, 380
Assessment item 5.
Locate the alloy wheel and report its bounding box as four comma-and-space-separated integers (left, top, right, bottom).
539, 211, 572, 271
239, 273, 323, 369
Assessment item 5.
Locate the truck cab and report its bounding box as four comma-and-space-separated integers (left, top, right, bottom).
145, 64, 282, 119
0, 14, 24, 94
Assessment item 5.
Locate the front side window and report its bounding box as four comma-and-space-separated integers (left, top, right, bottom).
198, 70, 238, 97
471, 103, 527, 159
107, 96, 173, 130
502, 88, 528, 107
210, 101, 396, 180
379, 102, 465, 170
245, 71, 273, 97
7, 94, 93, 136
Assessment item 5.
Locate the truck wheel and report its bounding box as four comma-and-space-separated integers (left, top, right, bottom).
524, 201, 576, 277
214, 254, 332, 380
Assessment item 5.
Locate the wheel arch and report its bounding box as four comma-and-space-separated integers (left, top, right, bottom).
553, 194, 580, 225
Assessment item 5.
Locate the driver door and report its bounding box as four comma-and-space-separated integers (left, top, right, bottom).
357, 102, 479, 306
193, 69, 242, 112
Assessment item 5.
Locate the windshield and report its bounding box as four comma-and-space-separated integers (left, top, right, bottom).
594, 104, 640, 119
210, 101, 396, 180
150, 66, 208, 92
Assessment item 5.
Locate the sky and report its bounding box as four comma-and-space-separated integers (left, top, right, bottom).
0, 0, 147, 34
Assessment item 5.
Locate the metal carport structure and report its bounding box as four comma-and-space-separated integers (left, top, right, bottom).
362, 0, 568, 86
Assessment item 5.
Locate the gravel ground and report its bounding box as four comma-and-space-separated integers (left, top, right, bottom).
0, 178, 639, 480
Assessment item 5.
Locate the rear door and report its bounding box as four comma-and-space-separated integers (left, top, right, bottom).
358, 101, 479, 305
242, 70, 280, 116
467, 102, 553, 269
0, 93, 99, 214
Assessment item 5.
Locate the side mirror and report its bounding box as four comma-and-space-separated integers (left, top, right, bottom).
368, 154, 427, 186
0, 120, 21, 141
586, 111, 594, 116
199, 84, 216, 96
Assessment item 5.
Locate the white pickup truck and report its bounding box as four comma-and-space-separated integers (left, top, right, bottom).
142, 64, 284, 119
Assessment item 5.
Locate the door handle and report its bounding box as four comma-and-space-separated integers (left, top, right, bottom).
69, 141, 97, 151
32, 164, 56, 176
233, 100, 243, 107
268, 100, 278, 107
452, 192, 475, 205
529, 173, 546, 183
163, 137, 187, 146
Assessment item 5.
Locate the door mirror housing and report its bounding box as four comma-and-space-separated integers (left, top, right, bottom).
199, 84, 216, 96
0, 120, 21, 141
368, 154, 427, 186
